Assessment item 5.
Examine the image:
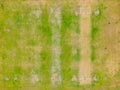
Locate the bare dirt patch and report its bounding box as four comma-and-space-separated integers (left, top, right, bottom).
78, 0, 93, 85
100, 0, 120, 76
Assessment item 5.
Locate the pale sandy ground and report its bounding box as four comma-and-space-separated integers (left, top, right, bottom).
92, 0, 120, 88
78, 0, 92, 85
101, 1, 120, 76
104, 1, 120, 76
92, 0, 120, 77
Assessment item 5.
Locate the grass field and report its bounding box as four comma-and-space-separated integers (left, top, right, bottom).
0, 0, 120, 90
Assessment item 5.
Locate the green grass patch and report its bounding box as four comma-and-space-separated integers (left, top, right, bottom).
91, 27, 99, 62
92, 71, 111, 90
91, 3, 106, 22
38, 5, 52, 85
91, 3, 106, 62
73, 49, 80, 61
60, 3, 73, 85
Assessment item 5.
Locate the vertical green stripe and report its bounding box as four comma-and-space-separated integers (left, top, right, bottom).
39, 5, 52, 85
61, 3, 73, 85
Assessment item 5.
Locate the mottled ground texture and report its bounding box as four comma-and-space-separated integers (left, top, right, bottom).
0, 0, 120, 90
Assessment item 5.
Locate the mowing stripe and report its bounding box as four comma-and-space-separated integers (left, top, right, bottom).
71, 30, 79, 83
78, 0, 92, 85
71, 12, 80, 83
50, 6, 62, 85
60, 4, 73, 85
39, 5, 52, 84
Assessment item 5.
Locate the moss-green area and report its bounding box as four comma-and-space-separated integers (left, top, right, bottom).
1, 0, 120, 90
92, 71, 110, 88
37, 5, 52, 85
91, 26, 97, 62
91, 3, 106, 62
91, 65, 115, 90
0, 1, 43, 89
0, 1, 81, 89
71, 12, 80, 34
91, 3, 106, 22
0, 2, 23, 88
60, 2, 80, 86
73, 49, 80, 61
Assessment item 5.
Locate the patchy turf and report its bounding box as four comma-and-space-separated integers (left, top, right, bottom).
0, 0, 120, 90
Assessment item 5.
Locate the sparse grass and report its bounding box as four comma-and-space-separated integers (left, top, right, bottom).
91, 3, 106, 62
60, 2, 80, 86
73, 49, 80, 61
0, 0, 120, 90
37, 5, 52, 85
91, 1, 120, 89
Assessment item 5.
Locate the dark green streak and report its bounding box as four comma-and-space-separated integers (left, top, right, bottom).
38, 6, 52, 85
60, 4, 73, 86
91, 3, 106, 62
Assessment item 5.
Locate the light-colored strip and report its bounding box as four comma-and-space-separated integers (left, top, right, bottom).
71, 30, 79, 83
78, 0, 92, 85
50, 6, 62, 85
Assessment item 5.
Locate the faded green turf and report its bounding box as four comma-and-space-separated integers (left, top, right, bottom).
60, 3, 73, 85
37, 5, 52, 85
60, 2, 80, 86
91, 3, 106, 62
0, 0, 120, 90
